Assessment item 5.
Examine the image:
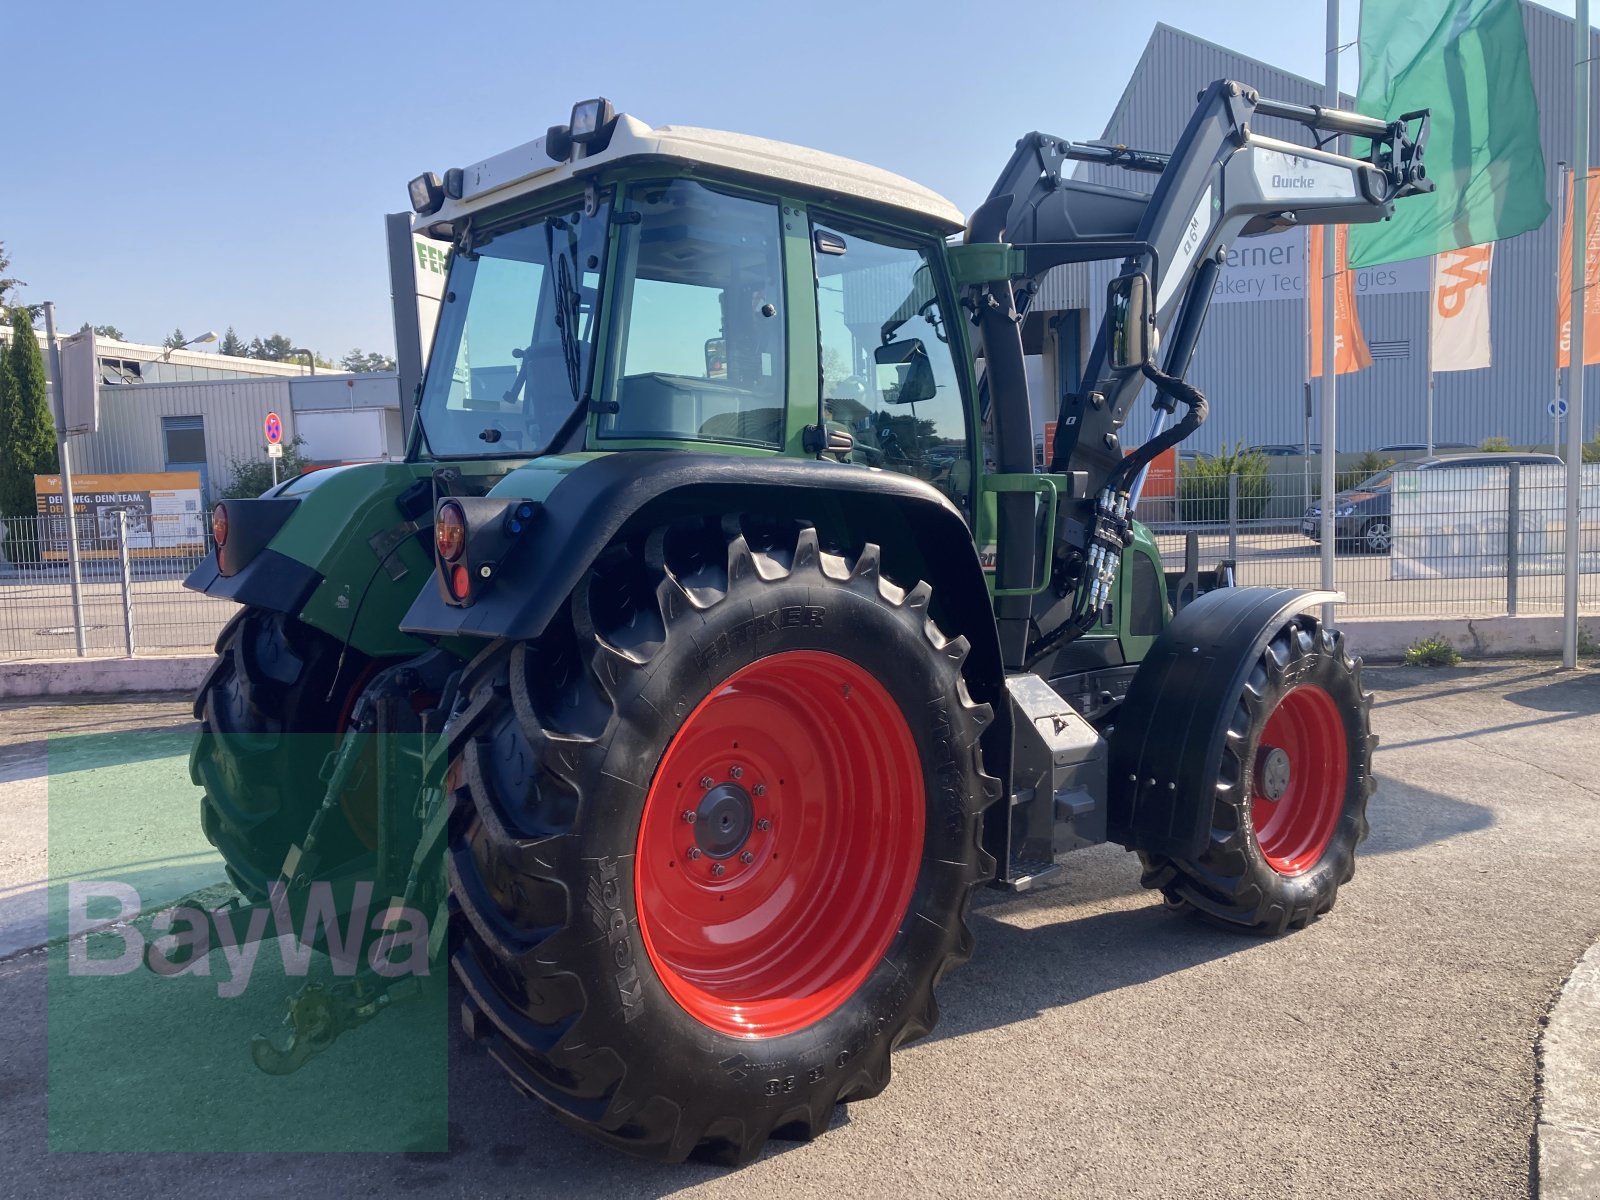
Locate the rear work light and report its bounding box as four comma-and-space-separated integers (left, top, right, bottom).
436, 501, 467, 562
211, 503, 229, 548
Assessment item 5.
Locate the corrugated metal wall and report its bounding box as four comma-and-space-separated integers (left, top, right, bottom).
72, 378, 295, 496
1042, 7, 1600, 455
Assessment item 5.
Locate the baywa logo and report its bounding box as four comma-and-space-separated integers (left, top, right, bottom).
66, 881, 431, 999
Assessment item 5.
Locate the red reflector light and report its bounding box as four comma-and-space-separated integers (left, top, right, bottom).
449, 564, 471, 601
436, 501, 466, 562
211, 504, 229, 547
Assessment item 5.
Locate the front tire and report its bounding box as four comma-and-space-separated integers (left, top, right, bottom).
446, 516, 998, 1163
1131, 612, 1374, 934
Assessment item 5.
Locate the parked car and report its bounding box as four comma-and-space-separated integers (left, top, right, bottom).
1301, 451, 1564, 554
1374, 441, 1474, 454
1245, 443, 1320, 457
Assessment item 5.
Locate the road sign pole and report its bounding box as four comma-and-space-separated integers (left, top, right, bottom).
43, 302, 87, 658
1562, 0, 1589, 670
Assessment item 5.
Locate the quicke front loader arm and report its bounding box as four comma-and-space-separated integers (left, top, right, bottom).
967, 78, 1429, 665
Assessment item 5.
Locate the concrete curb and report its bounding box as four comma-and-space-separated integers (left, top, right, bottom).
0, 655, 211, 700
1539, 943, 1600, 1199
1337, 615, 1598, 662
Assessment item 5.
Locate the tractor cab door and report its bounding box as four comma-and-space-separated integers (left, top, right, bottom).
810, 216, 975, 514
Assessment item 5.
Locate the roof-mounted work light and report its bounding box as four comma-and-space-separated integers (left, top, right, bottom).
409, 172, 444, 215
569, 98, 614, 144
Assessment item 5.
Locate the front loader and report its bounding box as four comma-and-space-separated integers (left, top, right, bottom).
183, 87, 1429, 1161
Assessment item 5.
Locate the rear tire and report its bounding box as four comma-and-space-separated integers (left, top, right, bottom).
191, 608, 380, 898
1134, 614, 1374, 934
446, 516, 999, 1163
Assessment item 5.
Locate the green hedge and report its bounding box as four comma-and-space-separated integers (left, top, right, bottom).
1177, 442, 1270, 523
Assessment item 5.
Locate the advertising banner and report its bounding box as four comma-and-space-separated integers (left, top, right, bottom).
1557, 167, 1600, 369
1391, 464, 1600, 580
1308, 226, 1373, 376
1211, 227, 1428, 306
33, 472, 205, 560
1430, 244, 1493, 372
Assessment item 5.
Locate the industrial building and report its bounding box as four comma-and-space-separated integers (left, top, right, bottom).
1027, 4, 1600, 458
0, 328, 404, 500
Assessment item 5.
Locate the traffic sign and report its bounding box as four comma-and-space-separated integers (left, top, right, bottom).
267, 443, 283, 459
1550, 398, 1569, 418
264, 412, 283, 444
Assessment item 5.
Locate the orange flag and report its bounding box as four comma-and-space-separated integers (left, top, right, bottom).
1557, 167, 1600, 369
1308, 225, 1372, 376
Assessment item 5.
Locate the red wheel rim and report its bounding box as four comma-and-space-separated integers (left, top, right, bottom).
1249, 684, 1348, 876
634, 650, 925, 1039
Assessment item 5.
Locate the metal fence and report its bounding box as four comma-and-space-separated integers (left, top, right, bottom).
0, 514, 234, 661
1144, 462, 1600, 618
3, 462, 1599, 663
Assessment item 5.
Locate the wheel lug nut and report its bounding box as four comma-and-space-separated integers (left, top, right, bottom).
730, 766, 743, 779
739, 851, 754, 864
700, 776, 714, 789
687, 847, 702, 860
756, 818, 771, 831
681, 810, 697, 823
753, 784, 766, 797
711, 863, 726, 877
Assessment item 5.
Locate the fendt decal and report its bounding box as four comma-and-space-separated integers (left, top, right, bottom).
587, 858, 644, 1023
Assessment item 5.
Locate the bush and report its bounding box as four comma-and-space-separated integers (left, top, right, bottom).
1177, 442, 1271, 523
1583, 432, 1600, 464
1478, 435, 1513, 452
1403, 634, 1461, 667
219, 435, 312, 499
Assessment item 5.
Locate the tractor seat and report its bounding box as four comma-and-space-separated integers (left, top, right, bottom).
698, 407, 783, 445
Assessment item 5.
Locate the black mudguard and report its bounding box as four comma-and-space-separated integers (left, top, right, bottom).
1106, 586, 1339, 859
401, 448, 1009, 789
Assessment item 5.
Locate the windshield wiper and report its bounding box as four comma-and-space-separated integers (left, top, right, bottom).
545, 217, 584, 404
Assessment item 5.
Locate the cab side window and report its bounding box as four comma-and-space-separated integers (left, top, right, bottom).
812, 220, 972, 509
600, 180, 787, 446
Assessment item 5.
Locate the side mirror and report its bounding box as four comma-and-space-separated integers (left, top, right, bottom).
873, 338, 937, 405
1107, 272, 1154, 370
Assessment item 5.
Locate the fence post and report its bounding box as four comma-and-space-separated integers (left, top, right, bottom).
1227, 472, 1240, 564
117, 511, 136, 658
1505, 462, 1520, 618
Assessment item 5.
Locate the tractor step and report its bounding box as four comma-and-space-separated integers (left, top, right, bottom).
995, 857, 1063, 893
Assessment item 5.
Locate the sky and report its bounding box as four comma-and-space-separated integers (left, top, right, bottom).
1, 0, 1584, 360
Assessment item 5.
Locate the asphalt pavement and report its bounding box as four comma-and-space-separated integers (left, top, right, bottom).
2, 661, 1599, 1198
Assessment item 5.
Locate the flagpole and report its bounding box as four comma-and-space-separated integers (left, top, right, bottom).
1427, 255, 1436, 456
1320, 0, 1340, 630
1554, 163, 1569, 456
1562, 0, 1590, 670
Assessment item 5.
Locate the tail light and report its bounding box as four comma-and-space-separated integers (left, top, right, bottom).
211, 503, 229, 548
436, 501, 467, 562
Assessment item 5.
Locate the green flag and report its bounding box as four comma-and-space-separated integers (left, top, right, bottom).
1347, 0, 1548, 268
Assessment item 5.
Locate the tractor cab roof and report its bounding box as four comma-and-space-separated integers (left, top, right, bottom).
410, 111, 965, 240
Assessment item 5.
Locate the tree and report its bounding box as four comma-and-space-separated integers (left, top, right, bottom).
219, 435, 312, 499
0, 241, 39, 322
0, 308, 59, 518
163, 327, 189, 350
248, 333, 297, 362
339, 348, 397, 373
79, 322, 125, 340
218, 326, 248, 357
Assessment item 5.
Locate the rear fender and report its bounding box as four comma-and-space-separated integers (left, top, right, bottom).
400, 450, 1009, 783
184, 462, 441, 658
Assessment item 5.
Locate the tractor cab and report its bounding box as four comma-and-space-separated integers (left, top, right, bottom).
406, 99, 980, 513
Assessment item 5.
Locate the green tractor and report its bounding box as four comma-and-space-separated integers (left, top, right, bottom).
187, 89, 1429, 1161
